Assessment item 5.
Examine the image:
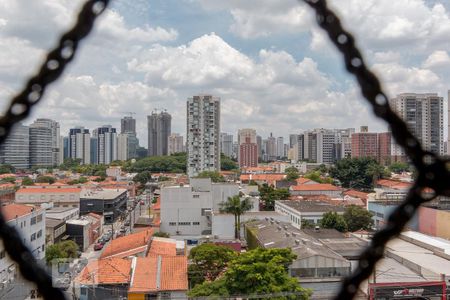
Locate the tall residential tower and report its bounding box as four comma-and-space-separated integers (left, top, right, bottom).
147, 111, 171, 156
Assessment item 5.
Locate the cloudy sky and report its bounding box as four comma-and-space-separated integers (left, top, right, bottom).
1, 0, 450, 146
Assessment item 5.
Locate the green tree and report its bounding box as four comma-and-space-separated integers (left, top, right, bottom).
304, 171, 333, 184
301, 219, 314, 229
343, 205, 374, 232
221, 153, 238, 171
188, 243, 237, 288
330, 157, 386, 191
0, 164, 15, 174
124, 152, 186, 173
21, 177, 34, 186
389, 162, 410, 173
0, 176, 16, 184
285, 166, 299, 181
133, 171, 152, 185
220, 195, 253, 239
153, 232, 170, 238
259, 184, 290, 211
319, 211, 348, 232
59, 158, 81, 170
188, 248, 311, 299
45, 240, 78, 264
36, 176, 55, 184
197, 171, 225, 183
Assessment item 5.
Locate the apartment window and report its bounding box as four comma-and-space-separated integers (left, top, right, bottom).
36, 214, 43, 223
169, 222, 176, 226
178, 222, 191, 226
30, 233, 36, 241
37, 230, 42, 238
193, 194, 200, 199
30, 217, 36, 225
193, 222, 200, 225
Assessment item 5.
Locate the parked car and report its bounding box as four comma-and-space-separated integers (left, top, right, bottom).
94, 243, 103, 251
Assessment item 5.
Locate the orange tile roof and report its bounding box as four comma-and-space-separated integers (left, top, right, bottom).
105, 246, 148, 259
148, 238, 177, 257
290, 183, 342, 191
101, 229, 153, 259
240, 174, 286, 182
296, 178, 315, 184
160, 256, 188, 291
377, 179, 411, 189
129, 256, 188, 293
75, 258, 131, 285
2, 204, 37, 222
0, 173, 16, 178
16, 187, 81, 194
152, 196, 161, 210
344, 189, 369, 200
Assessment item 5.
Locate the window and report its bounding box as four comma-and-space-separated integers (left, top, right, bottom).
36, 214, 43, 223
193, 194, 200, 198
30, 233, 36, 241
169, 222, 176, 226
178, 222, 191, 226
193, 222, 200, 225
37, 230, 42, 238
30, 217, 36, 225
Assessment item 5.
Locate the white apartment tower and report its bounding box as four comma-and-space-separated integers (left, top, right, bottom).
69, 127, 91, 165
96, 125, 117, 164
390, 93, 444, 158
187, 95, 220, 178
117, 133, 128, 161
220, 133, 233, 158
29, 118, 61, 167
0, 124, 30, 169
168, 133, 184, 155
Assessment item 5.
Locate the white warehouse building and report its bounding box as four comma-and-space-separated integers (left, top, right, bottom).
160, 178, 240, 236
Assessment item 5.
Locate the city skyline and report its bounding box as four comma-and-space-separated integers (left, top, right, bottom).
3, 1, 450, 147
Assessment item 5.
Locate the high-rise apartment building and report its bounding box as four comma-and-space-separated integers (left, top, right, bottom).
90, 137, 98, 164
121, 116, 136, 134
29, 118, 61, 167
378, 132, 391, 165
276, 137, 284, 158
68, 127, 90, 165
390, 93, 444, 159
0, 124, 30, 169
334, 128, 355, 160
168, 133, 184, 155
117, 133, 128, 161
186, 95, 220, 177
289, 134, 299, 149
220, 133, 233, 158
95, 126, 117, 164
148, 111, 171, 156
256, 135, 262, 159
238, 129, 258, 168
351, 127, 378, 160
315, 129, 336, 164
266, 134, 277, 161
120, 115, 139, 159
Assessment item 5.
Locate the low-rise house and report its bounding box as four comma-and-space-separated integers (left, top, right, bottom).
275, 200, 345, 228
15, 186, 81, 208
66, 213, 102, 251
289, 184, 343, 197
45, 206, 79, 221
45, 218, 66, 245
101, 229, 153, 259
240, 173, 286, 186
0, 204, 45, 299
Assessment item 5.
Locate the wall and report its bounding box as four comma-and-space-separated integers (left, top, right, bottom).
418, 206, 450, 240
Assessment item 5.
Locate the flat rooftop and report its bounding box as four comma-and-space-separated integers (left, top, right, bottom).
80, 188, 127, 200
277, 200, 346, 213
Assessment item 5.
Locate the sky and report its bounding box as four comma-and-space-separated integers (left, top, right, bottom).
1, 0, 450, 146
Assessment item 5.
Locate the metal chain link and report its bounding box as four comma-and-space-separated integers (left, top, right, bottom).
0, 1, 110, 299
299, 0, 450, 299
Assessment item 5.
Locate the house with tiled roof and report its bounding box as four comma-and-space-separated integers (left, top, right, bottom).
75, 257, 132, 300
15, 186, 81, 207
100, 229, 153, 259
0, 204, 45, 299
240, 173, 286, 185
128, 256, 188, 300
289, 183, 343, 198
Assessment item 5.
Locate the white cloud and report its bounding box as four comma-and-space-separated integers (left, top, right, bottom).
422, 50, 450, 69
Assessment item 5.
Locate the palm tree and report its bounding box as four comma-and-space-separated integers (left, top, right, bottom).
220, 195, 253, 240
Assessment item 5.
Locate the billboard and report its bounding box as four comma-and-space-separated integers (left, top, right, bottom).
369, 281, 446, 300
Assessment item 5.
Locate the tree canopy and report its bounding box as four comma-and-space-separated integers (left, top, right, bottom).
389, 162, 410, 173
221, 153, 238, 171
133, 171, 152, 185
259, 184, 290, 210
0, 176, 16, 184
196, 171, 225, 183
124, 152, 187, 173
36, 175, 55, 184
0, 164, 15, 174
188, 243, 237, 288
188, 248, 311, 299
21, 177, 34, 186
319, 211, 347, 232
285, 166, 300, 181
45, 240, 79, 264
303, 171, 333, 184
329, 157, 388, 191
343, 205, 374, 232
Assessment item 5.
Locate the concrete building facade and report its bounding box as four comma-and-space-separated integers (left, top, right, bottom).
148, 111, 172, 156
220, 133, 233, 158
186, 95, 220, 177
95, 125, 117, 164
0, 124, 30, 169
168, 133, 184, 155
29, 118, 61, 167
69, 127, 91, 165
